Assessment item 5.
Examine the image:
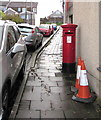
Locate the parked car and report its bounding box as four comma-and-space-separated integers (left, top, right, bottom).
0, 20, 27, 119
51, 23, 57, 30
49, 24, 54, 34
17, 23, 34, 37
39, 24, 52, 37
17, 24, 43, 51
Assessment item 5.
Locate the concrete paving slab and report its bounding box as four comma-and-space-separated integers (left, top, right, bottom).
41, 110, 65, 118
33, 86, 51, 94
41, 93, 61, 101
51, 100, 63, 110
57, 81, 72, 87
48, 69, 60, 73
16, 110, 40, 118
49, 76, 63, 82
26, 80, 41, 87
18, 100, 30, 110
35, 76, 50, 82
41, 80, 58, 87
22, 92, 41, 101
27, 76, 35, 81
36, 68, 49, 73
23, 86, 33, 93
50, 86, 67, 93
59, 93, 73, 101
22, 87, 41, 101
31, 101, 51, 111
64, 109, 100, 119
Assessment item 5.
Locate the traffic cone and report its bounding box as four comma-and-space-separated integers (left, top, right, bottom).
72, 60, 97, 103
71, 57, 81, 93
75, 57, 81, 89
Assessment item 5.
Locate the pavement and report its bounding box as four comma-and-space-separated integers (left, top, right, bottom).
15, 28, 100, 119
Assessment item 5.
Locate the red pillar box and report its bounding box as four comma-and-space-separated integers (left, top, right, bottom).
61, 24, 78, 73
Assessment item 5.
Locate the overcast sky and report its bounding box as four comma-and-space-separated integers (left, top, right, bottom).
35, 0, 63, 18
4, 0, 63, 18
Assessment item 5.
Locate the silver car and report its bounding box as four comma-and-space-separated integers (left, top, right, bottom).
0, 20, 27, 119
17, 24, 43, 51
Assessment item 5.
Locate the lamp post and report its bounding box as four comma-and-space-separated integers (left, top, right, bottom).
25, 0, 27, 23
62, 0, 66, 24
6, 0, 11, 9
31, 0, 32, 25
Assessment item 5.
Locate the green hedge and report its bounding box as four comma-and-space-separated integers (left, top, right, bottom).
2, 14, 24, 23
0, 11, 5, 19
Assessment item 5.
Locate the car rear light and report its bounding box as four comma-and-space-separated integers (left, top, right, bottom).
32, 30, 34, 33
32, 29, 34, 33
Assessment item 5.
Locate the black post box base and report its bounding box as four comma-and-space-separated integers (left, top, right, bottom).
62, 63, 76, 74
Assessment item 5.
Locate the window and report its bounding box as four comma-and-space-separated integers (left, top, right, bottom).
6, 26, 17, 53
0, 26, 3, 49
22, 8, 26, 12
18, 8, 21, 12
33, 8, 37, 13
13, 26, 21, 41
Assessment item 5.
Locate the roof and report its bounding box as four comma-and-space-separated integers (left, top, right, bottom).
0, 1, 9, 6
48, 10, 63, 18
4, 8, 18, 14
1, 1, 38, 8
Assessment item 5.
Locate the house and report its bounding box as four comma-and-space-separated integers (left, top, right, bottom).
0, 1, 38, 25
47, 10, 63, 24
4, 8, 18, 15
63, 0, 101, 106
19, 11, 35, 25
0, 1, 9, 11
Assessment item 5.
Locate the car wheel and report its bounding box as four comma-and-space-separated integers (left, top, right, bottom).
2, 84, 10, 119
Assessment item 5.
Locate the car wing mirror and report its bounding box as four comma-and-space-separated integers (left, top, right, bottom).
12, 43, 25, 53
11, 43, 25, 58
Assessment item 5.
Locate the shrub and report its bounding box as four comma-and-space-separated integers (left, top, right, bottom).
0, 11, 5, 19
2, 14, 24, 23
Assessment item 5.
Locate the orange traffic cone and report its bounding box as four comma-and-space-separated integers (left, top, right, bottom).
71, 57, 81, 92
72, 60, 96, 103
75, 57, 81, 89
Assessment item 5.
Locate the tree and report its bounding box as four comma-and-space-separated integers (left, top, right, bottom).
2, 14, 24, 23
0, 11, 5, 19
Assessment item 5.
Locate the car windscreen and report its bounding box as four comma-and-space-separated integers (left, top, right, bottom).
0, 26, 3, 49
39, 25, 49, 29
18, 26, 33, 33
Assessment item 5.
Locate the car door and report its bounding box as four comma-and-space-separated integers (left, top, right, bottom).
6, 26, 24, 84
12, 25, 25, 80
6, 26, 17, 83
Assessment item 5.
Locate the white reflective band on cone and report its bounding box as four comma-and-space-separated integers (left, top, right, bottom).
80, 70, 88, 86
77, 65, 81, 79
